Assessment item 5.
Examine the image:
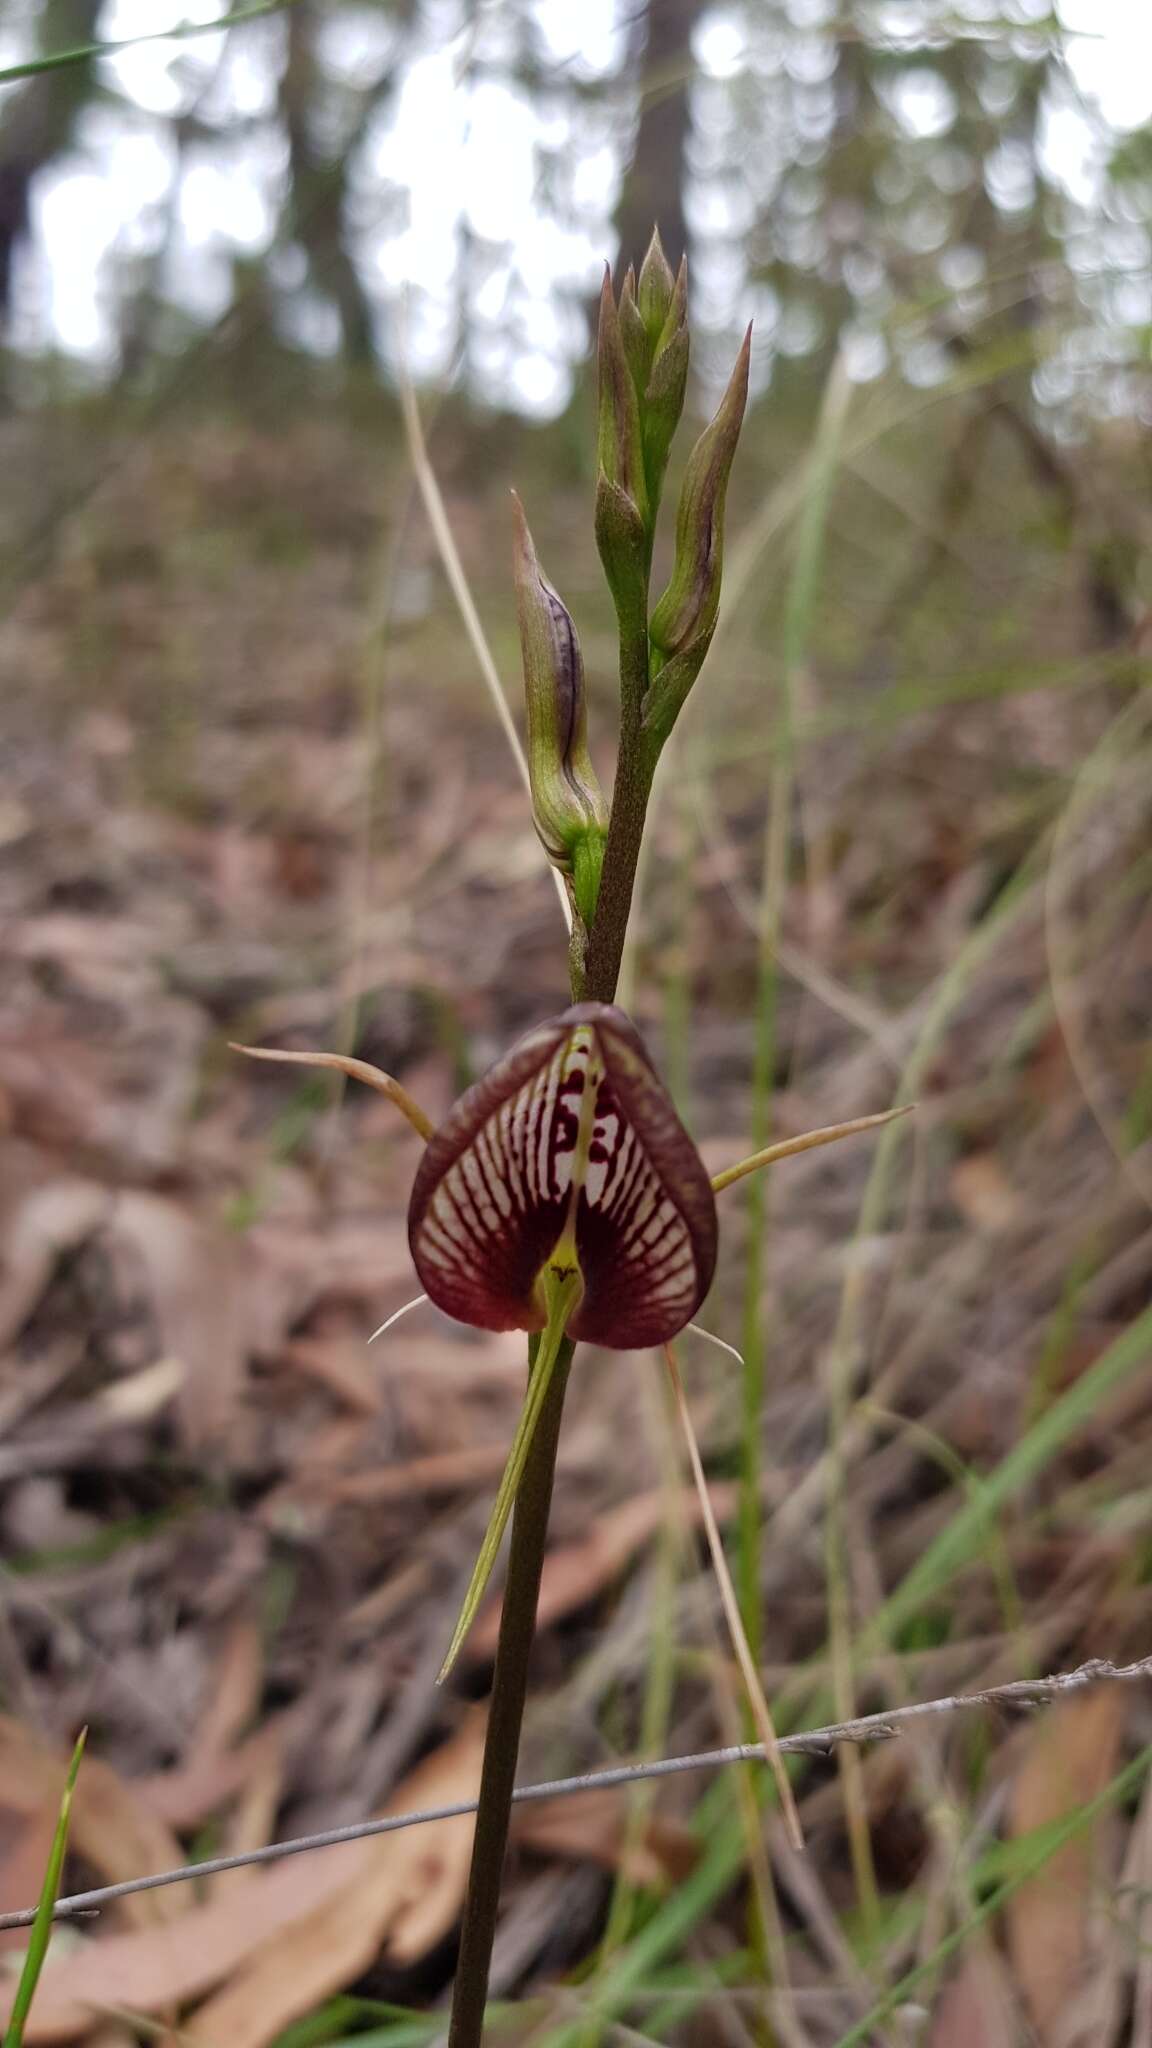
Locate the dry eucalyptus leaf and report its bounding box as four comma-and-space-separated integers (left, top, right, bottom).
23, 1714, 486, 2044
176, 1710, 486, 2048
0, 1720, 186, 1934
1005, 1686, 1125, 2042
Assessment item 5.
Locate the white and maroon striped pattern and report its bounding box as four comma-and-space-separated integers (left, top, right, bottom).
408, 1005, 717, 1349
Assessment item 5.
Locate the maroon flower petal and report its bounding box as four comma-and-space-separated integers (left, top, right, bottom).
408, 1004, 717, 1349
567, 1006, 717, 1347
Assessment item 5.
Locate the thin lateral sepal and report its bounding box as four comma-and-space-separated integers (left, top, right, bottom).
662, 1344, 804, 1852
230, 1044, 434, 1140
711, 1105, 915, 1194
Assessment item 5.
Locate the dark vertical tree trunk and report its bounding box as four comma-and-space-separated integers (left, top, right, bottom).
613, 0, 704, 279
280, 0, 380, 368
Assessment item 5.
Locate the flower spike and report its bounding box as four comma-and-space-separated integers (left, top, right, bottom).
408, 1004, 717, 1351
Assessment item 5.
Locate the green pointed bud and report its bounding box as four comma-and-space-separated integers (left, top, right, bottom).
513, 494, 607, 925
595, 470, 649, 643
641, 625, 714, 754
618, 265, 650, 393
649, 325, 751, 661
636, 228, 677, 351
597, 267, 647, 529
640, 256, 689, 509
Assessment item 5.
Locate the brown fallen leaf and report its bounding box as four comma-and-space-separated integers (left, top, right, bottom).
949, 1153, 1021, 1231
23, 1715, 486, 2042
0, 1176, 108, 1350
189, 1619, 265, 1771
276, 1336, 382, 1416
0, 1721, 186, 1932
138, 1719, 292, 1833
1004, 1685, 1125, 2042
175, 1711, 487, 2047
203, 1726, 286, 1904
109, 1194, 253, 1450
466, 1484, 736, 1660
329, 1444, 517, 1505
930, 1949, 1019, 2047
0, 1804, 57, 1956
513, 1787, 697, 1891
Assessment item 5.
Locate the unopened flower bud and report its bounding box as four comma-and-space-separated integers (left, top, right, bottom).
649, 325, 751, 662
597, 268, 647, 530
640, 255, 689, 509
641, 627, 714, 754
594, 470, 649, 642
618, 266, 650, 394
636, 228, 677, 352
513, 494, 608, 925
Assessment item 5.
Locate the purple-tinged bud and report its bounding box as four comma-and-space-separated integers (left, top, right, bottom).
649, 325, 751, 662
597, 268, 647, 529
513, 494, 608, 925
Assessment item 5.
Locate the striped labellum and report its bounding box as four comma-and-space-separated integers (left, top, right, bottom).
408, 1003, 717, 1349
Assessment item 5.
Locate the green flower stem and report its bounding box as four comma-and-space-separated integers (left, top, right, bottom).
446, 1333, 574, 2048
579, 624, 656, 1006
449, 614, 661, 2048
439, 1274, 582, 1682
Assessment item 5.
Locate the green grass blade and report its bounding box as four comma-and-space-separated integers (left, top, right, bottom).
2, 1730, 87, 2048
0, 2, 299, 84
867, 1297, 1152, 1650
828, 1743, 1152, 2048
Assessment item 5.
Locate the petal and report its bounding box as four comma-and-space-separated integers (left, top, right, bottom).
566, 1006, 717, 1347
407, 1014, 580, 1333
407, 1004, 717, 1349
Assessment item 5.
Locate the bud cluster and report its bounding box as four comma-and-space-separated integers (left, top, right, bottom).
513, 228, 750, 936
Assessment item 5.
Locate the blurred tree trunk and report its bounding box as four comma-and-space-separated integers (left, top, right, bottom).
280, 0, 380, 368
0, 0, 103, 327
614, 0, 704, 278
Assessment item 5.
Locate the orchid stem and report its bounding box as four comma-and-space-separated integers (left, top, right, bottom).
448, 525, 659, 2048
438, 1278, 581, 1682
446, 1332, 574, 2048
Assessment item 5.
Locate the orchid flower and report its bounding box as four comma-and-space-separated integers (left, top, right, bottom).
236, 1015, 907, 1685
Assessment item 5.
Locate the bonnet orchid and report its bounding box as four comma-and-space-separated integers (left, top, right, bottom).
236, 1022, 905, 1679
236, 234, 910, 2048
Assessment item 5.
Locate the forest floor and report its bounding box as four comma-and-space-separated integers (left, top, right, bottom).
1, 378, 1151, 2047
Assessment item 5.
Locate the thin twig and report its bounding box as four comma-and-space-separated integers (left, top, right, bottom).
662, 1342, 804, 1852
4, 1657, 1148, 1933
393, 317, 571, 935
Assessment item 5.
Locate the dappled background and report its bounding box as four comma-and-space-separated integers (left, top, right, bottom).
2, 2, 1152, 2043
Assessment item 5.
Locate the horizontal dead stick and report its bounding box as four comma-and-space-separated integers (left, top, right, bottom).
0, 1654, 1148, 1932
